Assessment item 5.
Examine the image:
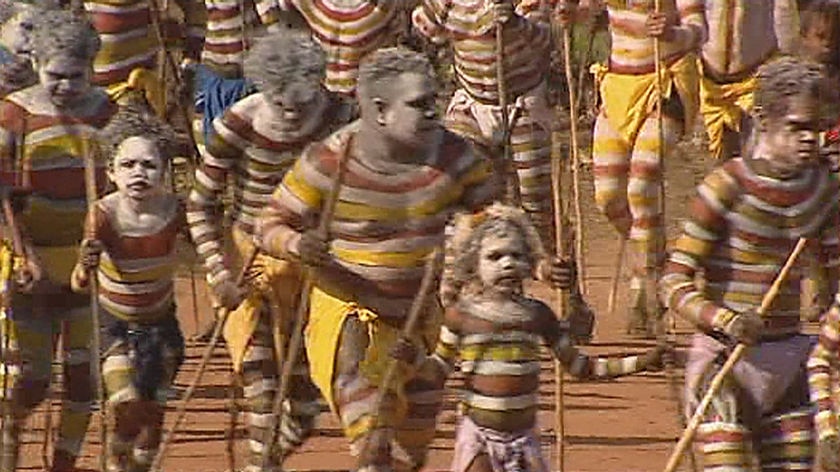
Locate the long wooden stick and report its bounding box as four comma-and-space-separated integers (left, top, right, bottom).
650, 3, 695, 470
82, 139, 107, 472
151, 246, 259, 472
263, 139, 353, 469
607, 237, 626, 318
662, 237, 809, 472
359, 249, 444, 466
495, 0, 521, 206
562, 11, 587, 297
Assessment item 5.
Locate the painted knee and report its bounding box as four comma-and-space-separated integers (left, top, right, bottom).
697, 422, 752, 471
758, 409, 815, 472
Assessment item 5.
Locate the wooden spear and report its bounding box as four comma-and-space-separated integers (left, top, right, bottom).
662, 237, 809, 472
358, 248, 444, 466
651, 4, 696, 470
495, 0, 521, 206
262, 139, 352, 470
151, 246, 259, 472
82, 139, 107, 472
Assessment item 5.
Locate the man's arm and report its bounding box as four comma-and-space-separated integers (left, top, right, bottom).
672, 0, 707, 50
186, 110, 243, 288
808, 299, 840, 441
256, 151, 323, 260
659, 167, 737, 332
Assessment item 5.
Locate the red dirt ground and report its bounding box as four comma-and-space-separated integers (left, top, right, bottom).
14, 136, 823, 472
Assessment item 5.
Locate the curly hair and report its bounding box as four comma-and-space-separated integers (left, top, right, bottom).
98, 104, 180, 168
30, 8, 99, 63
441, 203, 546, 305
754, 56, 829, 125
243, 29, 325, 96
357, 46, 434, 102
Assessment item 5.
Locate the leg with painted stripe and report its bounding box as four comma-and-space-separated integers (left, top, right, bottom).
757, 407, 815, 472
53, 311, 93, 472
626, 114, 681, 338
510, 111, 555, 253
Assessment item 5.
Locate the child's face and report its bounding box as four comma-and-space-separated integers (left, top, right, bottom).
477, 229, 531, 297
0, 9, 35, 57
108, 137, 165, 201
800, 17, 838, 65
36, 55, 91, 109
757, 93, 820, 178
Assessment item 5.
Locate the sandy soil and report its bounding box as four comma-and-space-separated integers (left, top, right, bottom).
14, 133, 821, 472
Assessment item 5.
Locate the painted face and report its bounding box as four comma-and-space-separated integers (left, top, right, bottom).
264, 81, 327, 138
759, 93, 821, 179
800, 17, 839, 65
36, 55, 92, 109
0, 9, 36, 57
376, 72, 438, 150
108, 137, 165, 200
476, 229, 532, 297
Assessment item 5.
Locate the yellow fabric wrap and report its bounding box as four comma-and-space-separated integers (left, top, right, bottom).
222, 227, 302, 373
592, 53, 699, 145
305, 285, 440, 416
106, 68, 166, 118
698, 62, 757, 160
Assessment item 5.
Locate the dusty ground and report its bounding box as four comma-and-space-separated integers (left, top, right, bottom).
14, 130, 821, 472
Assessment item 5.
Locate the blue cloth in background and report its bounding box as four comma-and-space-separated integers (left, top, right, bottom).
187, 63, 257, 143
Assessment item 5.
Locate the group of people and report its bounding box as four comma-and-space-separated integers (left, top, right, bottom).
0, 0, 838, 472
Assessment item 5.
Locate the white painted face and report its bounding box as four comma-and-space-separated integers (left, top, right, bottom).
108, 137, 165, 201
0, 8, 36, 57
36, 55, 92, 109
264, 81, 328, 138
374, 72, 438, 150
476, 228, 532, 297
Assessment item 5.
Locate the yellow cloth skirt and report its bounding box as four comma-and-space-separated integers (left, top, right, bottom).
222, 227, 302, 372
305, 285, 441, 416
698, 62, 758, 160
592, 53, 700, 146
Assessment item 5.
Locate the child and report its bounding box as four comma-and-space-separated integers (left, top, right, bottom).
186, 30, 347, 471
660, 57, 840, 471
0, 9, 115, 472
70, 104, 185, 472
391, 203, 666, 472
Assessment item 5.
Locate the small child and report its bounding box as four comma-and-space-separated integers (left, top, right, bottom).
392, 203, 666, 472
70, 104, 186, 472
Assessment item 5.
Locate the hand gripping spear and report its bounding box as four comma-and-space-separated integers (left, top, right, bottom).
262, 138, 353, 470
81, 139, 108, 472
662, 237, 809, 472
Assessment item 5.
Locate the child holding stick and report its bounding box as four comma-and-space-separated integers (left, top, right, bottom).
70, 104, 186, 472
391, 203, 666, 472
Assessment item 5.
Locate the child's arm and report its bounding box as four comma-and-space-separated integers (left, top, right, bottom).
808, 298, 840, 471
538, 301, 664, 379
70, 206, 105, 293
390, 307, 461, 384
